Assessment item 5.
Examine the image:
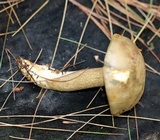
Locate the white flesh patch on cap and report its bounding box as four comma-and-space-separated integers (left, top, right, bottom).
111, 70, 130, 84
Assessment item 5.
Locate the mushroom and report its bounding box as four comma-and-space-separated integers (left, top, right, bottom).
16, 34, 146, 115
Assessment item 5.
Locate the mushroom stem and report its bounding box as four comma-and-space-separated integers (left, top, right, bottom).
16, 57, 104, 91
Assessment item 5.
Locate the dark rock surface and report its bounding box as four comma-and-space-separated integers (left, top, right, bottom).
0, 0, 160, 139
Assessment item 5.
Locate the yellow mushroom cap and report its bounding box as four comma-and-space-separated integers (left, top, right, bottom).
103, 34, 146, 115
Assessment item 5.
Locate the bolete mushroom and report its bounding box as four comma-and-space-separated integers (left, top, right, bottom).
16, 34, 146, 115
